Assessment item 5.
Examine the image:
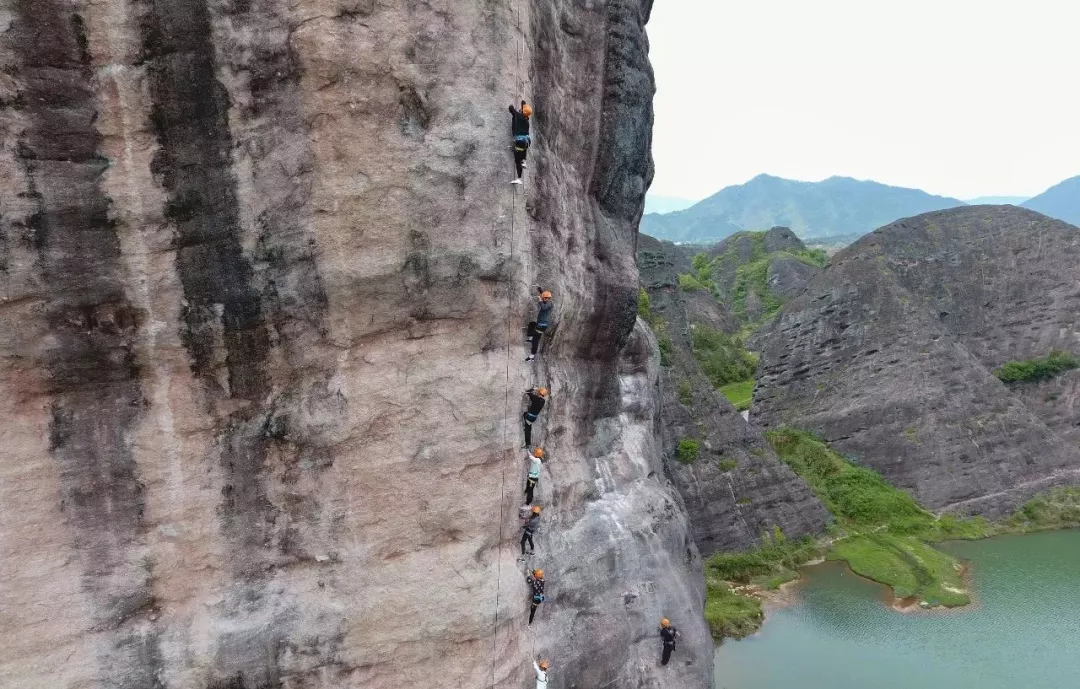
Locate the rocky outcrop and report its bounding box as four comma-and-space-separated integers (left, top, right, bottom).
0, 1, 711, 688
706, 227, 819, 307
636, 237, 829, 554
766, 255, 819, 300
756, 206, 1080, 516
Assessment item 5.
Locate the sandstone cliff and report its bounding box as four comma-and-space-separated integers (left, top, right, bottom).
0, 1, 711, 688
756, 206, 1080, 516
637, 235, 829, 554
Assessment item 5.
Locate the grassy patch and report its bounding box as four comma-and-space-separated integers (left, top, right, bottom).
704, 530, 822, 641
704, 429, 1080, 640
718, 458, 738, 472
829, 534, 968, 606
1001, 487, 1080, 532
719, 379, 754, 411
732, 257, 783, 318
993, 350, 1078, 383
708, 531, 823, 583
677, 438, 700, 464
678, 380, 693, 405
704, 577, 763, 641
679, 272, 711, 292
637, 287, 651, 321
691, 324, 758, 388
765, 428, 982, 607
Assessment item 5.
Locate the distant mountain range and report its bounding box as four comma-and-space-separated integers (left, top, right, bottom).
1021, 176, 1080, 227
640, 174, 1080, 243
965, 196, 1029, 205
644, 195, 699, 215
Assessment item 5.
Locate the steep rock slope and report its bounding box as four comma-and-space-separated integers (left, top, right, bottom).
705, 227, 821, 314
637, 236, 829, 554
0, 1, 710, 688
1022, 175, 1080, 227
756, 206, 1080, 516
640, 174, 965, 242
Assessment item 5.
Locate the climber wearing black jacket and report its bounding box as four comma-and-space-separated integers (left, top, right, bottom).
522, 387, 548, 447
659, 619, 680, 666
528, 569, 546, 624
525, 287, 554, 362
509, 101, 533, 184
521, 505, 541, 555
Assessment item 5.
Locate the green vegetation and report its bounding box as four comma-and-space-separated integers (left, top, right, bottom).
993, 350, 1078, 383
1001, 487, 1080, 532
768, 429, 993, 613
678, 380, 693, 405
677, 438, 700, 464
637, 287, 651, 321
678, 272, 710, 292
703, 428, 1080, 642
704, 529, 824, 640
829, 534, 967, 607
709, 528, 822, 583
718, 458, 738, 472
690, 324, 757, 388
719, 379, 754, 411
704, 576, 763, 640
732, 257, 784, 318
657, 333, 673, 366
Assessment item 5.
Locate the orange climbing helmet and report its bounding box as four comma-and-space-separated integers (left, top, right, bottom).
540, 290, 552, 300
537, 387, 549, 397
533, 448, 544, 458
532, 505, 542, 515
522, 104, 533, 117
534, 569, 544, 579
661, 618, 670, 628
538, 659, 549, 670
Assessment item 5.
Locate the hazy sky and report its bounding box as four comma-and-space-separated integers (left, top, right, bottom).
647, 0, 1080, 201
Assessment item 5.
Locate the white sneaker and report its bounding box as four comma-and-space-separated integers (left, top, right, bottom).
525, 355, 535, 362
521, 161, 527, 168
510, 179, 523, 185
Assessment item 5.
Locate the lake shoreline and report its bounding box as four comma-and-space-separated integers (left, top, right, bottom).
714, 529, 1080, 689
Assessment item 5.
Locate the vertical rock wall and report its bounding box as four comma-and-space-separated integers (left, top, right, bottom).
0, 1, 711, 688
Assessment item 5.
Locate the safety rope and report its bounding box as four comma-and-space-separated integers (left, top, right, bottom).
489, 3, 527, 687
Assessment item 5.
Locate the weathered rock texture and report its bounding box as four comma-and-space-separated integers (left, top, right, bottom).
756, 206, 1080, 516
0, 0, 711, 688
705, 227, 819, 309
637, 235, 829, 554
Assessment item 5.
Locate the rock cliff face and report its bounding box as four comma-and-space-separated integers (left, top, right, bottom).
0, 1, 712, 688
756, 206, 1080, 516
637, 236, 829, 554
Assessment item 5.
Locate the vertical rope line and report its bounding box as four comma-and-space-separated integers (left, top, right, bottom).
490, 3, 527, 686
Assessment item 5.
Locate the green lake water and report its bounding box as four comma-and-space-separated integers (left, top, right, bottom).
714, 529, 1080, 689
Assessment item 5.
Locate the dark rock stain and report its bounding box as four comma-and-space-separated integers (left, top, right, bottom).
141, 0, 274, 560
9, 0, 160, 684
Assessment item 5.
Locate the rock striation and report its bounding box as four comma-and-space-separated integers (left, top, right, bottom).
756, 206, 1080, 516
0, 1, 711, 688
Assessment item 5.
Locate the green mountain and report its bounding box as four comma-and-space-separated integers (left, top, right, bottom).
640, 174, 966, 242
1021, 176, 1080, 227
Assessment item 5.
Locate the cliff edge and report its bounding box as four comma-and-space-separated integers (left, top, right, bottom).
0, 1, 709, 688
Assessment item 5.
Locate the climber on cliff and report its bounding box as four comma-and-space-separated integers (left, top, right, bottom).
534, 658, 550, 689
528, 569, 545, 624
522, 387, 548, 447
521, 505, 541, 556
525, 287, 553, 362
524, 447, 544, 503
509, 100, 532, 185
659, 618, 680, 666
